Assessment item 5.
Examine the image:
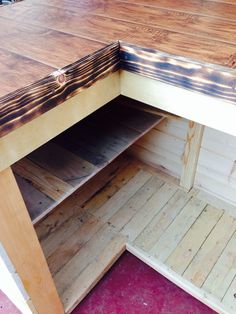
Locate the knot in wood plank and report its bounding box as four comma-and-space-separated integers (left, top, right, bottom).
227, 53, 236, 69
52, 70, 67, 86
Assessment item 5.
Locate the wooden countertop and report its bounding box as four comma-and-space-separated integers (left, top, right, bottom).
0, 0, 235, 137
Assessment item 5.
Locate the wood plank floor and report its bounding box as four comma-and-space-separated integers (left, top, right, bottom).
36, 155, 236, 314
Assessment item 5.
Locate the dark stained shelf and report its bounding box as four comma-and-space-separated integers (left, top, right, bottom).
12, 96, 164, 224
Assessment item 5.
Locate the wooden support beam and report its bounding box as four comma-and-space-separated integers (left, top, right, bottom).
0, 167, 64, 314
180, 121, 204, 191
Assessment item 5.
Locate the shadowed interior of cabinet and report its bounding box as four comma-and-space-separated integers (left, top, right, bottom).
11, 96, 236, 314
12, 96, 164, 224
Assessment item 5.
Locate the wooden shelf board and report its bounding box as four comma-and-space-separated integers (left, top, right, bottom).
35, 156, 236, 314
12, 96, 164, 224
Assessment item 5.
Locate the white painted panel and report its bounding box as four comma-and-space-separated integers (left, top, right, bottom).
0, 243, 32, 314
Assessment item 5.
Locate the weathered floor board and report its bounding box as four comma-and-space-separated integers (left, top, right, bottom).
12, 96, 163, 224
36, 156, 236, 314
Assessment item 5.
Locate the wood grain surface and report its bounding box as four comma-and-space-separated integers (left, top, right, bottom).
1, 1, 235, 66
0, 0, 235, 137
12, 96, 164, 223
35, 156, 236, 313
0, 42, 119, 137
120, 42, 236, 103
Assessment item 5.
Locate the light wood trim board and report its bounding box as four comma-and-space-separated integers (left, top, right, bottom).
121, 71, 236, 137
1, 69, 236, 172
0, 167, 64, 314
0, 72, 120, 172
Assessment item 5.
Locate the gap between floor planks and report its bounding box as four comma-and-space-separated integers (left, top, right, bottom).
36, 156, 236, 314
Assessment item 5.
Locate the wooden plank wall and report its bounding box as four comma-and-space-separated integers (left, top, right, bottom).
196, 128, 236, 205
129, 119, 236, 206
129, 118, 188, 178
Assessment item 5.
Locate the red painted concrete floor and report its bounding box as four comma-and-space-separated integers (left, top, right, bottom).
0, 252, 216, 314
0, 291, 21, 314
73, 252, 216, 314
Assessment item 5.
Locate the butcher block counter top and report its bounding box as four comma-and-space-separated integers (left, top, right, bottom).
0, 2, 236, 314
0, 0, 235, 139
1, 0, 236, 72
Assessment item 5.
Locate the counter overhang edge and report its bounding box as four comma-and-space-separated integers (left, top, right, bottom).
0, 40, 235, 139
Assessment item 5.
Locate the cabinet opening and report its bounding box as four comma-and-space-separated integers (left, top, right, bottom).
12, 95, 164, 224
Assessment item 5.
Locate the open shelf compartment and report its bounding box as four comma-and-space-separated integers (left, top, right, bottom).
12, 96, 164, 224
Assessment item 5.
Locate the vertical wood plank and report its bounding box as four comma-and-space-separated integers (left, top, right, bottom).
180, 121, 204, 191
0, 167, 64, 314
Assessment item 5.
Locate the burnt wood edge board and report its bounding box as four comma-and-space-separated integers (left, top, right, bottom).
0, 40, 235, 139
0, 42, 120, 138
119, 41, 236, 104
